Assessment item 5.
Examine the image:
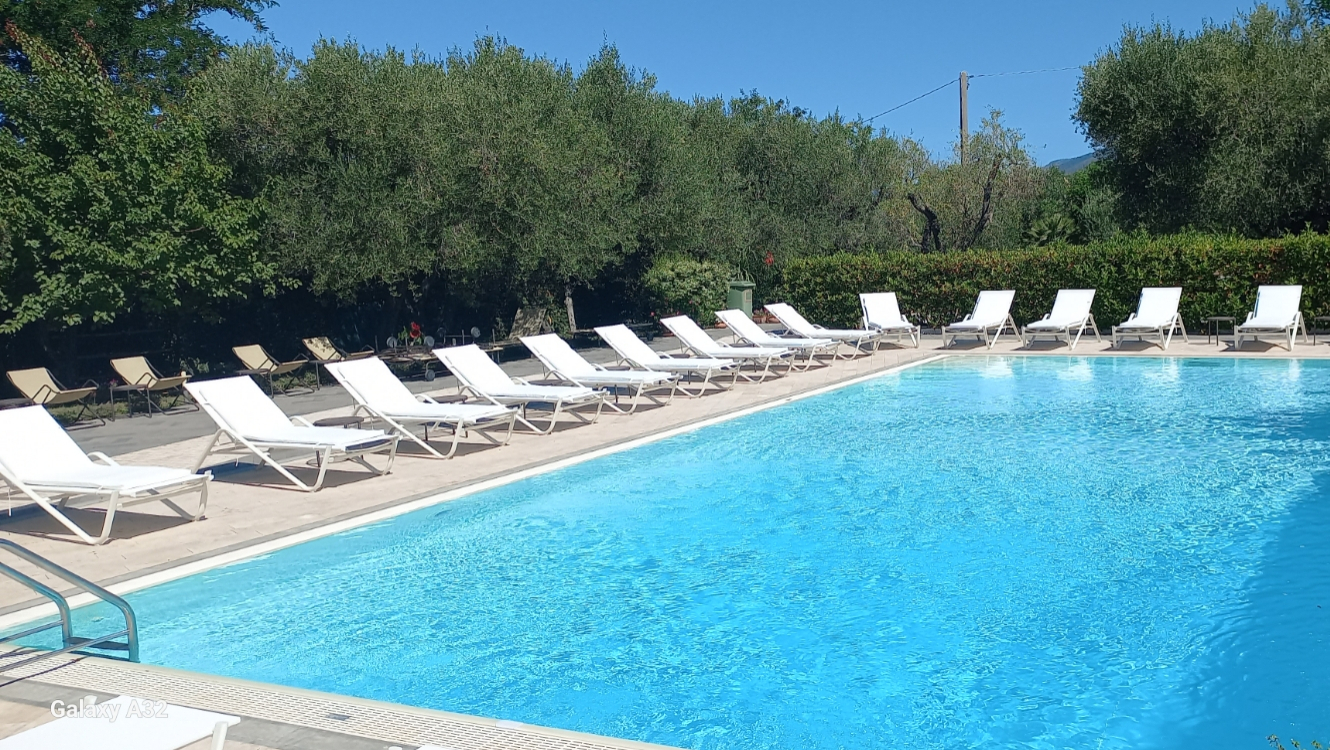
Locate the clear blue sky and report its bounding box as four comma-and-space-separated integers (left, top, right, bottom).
207, 0, 1248, 163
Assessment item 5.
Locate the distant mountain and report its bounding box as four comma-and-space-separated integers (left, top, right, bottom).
1047, 152, 1096, 174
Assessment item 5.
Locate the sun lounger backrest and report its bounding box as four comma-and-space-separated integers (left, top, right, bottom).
0, 406, 93, 479
433, 345, 514, 393
861, 293, 904, 327
6, 368, 61, 403
595, 325, 663, 365
1253, 285, 1302, 324
764, 303, 814, 335
324, 358, 417, 412
522, 335, 596, 377
1046, 289, 1096, 324
715, 310, 767, 341
302, 337, 339, 361
1135, 287, 1182, 325
110, 356, 156, 387
660, 316, 719, 352
970, 290, 1016, 325
232, 345, 275, 371
184, 377, 294, 436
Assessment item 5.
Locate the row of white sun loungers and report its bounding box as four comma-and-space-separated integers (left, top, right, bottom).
0, 285, 1310, 547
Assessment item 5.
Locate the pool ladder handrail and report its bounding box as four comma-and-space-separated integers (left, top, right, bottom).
0, 539, 139, 672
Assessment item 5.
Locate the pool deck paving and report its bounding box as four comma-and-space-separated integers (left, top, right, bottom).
0, 329, 1327, 749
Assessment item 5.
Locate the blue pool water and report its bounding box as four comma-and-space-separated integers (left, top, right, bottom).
58, 357, 1330, 749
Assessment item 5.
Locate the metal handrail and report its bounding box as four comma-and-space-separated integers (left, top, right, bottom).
0, 540, 138, 671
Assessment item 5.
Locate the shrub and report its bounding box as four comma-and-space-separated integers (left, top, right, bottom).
779, 232, 1330, 330
643, 255, 733, 324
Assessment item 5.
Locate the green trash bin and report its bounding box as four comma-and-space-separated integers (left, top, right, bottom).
726, 280, 756, 318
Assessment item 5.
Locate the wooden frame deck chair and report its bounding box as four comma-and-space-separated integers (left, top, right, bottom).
859, 292, 921, 348
941, 290, 1019, 349
186, 377, 398, 492
715, 309, 834, 370
0, 406, 209, 545
1112, 287, 1187, 350
1021, 289, 1101, 350
433, 345, 606, 435
594, 324, 738, 396
5, 368, 101, 426
232, 344, 308, 395
324, 358, 516, 459
302, 336, 375, 363
765, 302, 882, 358
521, 334, 678, 414
1235, 285, 1307, 351
109, 356, 194, 415
659, 315, 793, 382
0, 695, 239, 749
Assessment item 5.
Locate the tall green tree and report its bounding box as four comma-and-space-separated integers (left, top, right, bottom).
1, 0, 271, 103
1076, 2, 1330, 236
0, 23, 273, 343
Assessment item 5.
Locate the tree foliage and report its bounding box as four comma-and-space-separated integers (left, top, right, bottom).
1076, 2, 1330, 236
190, 37, 1053, 332
0, 0, 271, 103
0, 23, 272, 336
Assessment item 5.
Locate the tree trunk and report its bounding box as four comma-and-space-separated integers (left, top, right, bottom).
907, 193, 943, 253
962, 156, 1004, 250
564, 285, 578, 332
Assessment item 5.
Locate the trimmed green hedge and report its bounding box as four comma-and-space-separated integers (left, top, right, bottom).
780, 234, 1330, 331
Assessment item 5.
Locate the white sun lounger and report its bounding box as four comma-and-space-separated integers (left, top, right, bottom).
715, 309, 834, 370
1112, 287, 1188, 350
1022, 289, 1101, 349
860, 292, 921, 348
186, 377, 398, 492
433, 345, 606, 434
594, 324, 738, 396
764, 302, 881, 358
324, 358, 516, 459
941, 290, 1019, 349
1235, 285, 1307, 351
0, 695, 238, 750
0, 406, 209, 545
659, 315, 793, 382
521, 334, 677, 414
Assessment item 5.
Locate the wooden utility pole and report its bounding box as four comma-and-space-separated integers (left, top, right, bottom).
959, 70, 969, 163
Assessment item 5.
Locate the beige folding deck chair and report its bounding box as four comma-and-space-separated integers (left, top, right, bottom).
5, 368, 101, 425
232, 344, 309, 395
302, 336, 375, 362
109, 356, 194, 415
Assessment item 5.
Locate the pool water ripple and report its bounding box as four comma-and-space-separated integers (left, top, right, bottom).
49, 357, 1330, 749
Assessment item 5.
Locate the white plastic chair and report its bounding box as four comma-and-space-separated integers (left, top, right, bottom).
595, 324, 738, 396
1235, 285, 1307, 351
432, 345, 606, 434
1112, 287, 1187, 350
1021, 289, 1101, 349
659, 315, 793, 382
859, 292, 921, 348
0, 406, 209, 545
324, 357, 516, 459
765, 302, 881, 358
521, 334, 677, 414
186, 377, 398, 492
941, 290, 1019, 349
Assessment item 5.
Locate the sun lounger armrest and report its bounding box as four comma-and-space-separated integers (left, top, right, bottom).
86, 452, 120, 466
1243, 311, 1256, 323
1124, 312, 1138, 323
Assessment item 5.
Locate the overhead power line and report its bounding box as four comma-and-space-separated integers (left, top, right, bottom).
971, 65, 1081, 79
864, 79, 955, 122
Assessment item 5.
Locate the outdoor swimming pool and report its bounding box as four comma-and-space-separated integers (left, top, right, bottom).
60, 357, 1330, 749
